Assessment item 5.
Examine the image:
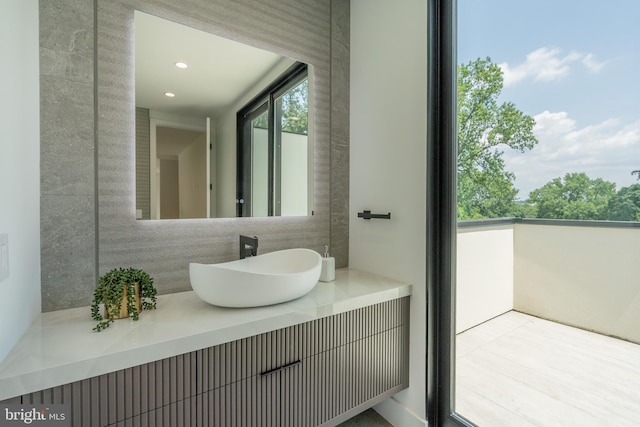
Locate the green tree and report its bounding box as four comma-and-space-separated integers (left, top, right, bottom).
510, 200, 538, 219
457, 58, 538, 219
632, 170, 640, 181
280, 79, 308, 134
527, 173, 616, 220
253, 79, 308, 134
606, 184, 640, 221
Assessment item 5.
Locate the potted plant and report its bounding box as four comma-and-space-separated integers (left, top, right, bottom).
90, 267, 157, 331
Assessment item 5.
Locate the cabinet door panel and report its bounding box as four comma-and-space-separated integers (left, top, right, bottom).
261, 372, 280, 427
280, 362, 302, 427
280, 326, 407, 427
198, 376, 269, 427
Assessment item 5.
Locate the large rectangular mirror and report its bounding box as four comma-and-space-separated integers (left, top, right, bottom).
134, 11, 313, 219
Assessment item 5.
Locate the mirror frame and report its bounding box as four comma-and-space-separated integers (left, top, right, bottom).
95, 0, 348, 294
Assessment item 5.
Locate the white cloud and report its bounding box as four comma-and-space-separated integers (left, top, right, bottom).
503, 111, 640, 198
533, 111, 576, 139
582, 53, 608, 72
499, 47, 607, 88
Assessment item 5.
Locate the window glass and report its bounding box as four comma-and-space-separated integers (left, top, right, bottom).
455, 2, 640, 426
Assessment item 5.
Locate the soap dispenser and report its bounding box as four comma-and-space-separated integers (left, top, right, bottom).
319, 245, 335, 282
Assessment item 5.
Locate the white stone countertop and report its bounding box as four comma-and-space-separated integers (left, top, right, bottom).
0, 268, 411, 401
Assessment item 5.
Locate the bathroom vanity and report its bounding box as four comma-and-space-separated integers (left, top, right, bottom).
0, 269, 411, 427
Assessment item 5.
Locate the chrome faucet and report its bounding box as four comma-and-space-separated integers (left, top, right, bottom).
239, 235, 258, 259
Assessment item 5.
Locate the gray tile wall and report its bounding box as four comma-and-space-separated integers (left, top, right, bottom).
40, 0, 96, 311
40, 0, 350, 311
330, 0, 350, 266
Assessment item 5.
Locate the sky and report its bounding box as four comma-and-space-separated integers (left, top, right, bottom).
458, 0, 640, 199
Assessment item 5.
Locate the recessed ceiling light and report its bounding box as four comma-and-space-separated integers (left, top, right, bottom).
164, 92, 176, 98
175, 62, 188, 69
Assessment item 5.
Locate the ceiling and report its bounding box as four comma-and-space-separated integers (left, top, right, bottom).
134, 11, 293, 119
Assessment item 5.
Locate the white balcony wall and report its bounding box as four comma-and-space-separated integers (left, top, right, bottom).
514, 224, 640, 344
457, 226, 514, 333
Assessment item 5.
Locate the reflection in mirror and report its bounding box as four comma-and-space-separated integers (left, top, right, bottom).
237, 63, 309, 217
156, 125, 207, 219
134, 10, 313, 219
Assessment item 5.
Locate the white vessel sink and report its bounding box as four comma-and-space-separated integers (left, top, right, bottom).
189, 248, 322, 307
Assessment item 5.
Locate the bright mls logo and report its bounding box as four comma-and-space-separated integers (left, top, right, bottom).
0, 405, 69, 427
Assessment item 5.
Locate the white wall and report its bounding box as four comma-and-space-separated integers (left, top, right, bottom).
514, 224, 640, 344
350, 1, 427, 425
280, 132, 308, 216
0, 0, 41, 364
457, 226, 514, 333
250, 128, 269, 216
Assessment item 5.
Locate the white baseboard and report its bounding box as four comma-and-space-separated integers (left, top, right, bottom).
374, 396, 427, 427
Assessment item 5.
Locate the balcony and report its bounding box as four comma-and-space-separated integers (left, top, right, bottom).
455, 219, 640, 426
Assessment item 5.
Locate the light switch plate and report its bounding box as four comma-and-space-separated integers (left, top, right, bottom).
0, 233, 8, 282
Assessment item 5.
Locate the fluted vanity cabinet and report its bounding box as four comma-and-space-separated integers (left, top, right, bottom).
8, 297, 409, 427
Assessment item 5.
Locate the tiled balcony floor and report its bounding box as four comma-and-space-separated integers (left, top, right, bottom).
456, 311, 640, 427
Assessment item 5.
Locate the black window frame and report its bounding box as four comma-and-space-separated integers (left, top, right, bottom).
427, 0, 478, 426
236, 62, 308, 217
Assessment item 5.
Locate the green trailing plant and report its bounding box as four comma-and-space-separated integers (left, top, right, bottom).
90, 267, 157, 332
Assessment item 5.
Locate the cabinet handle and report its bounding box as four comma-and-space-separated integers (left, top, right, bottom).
260, 360, 301, 376
260, 366, 282, 376
282, 360, 301, 370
